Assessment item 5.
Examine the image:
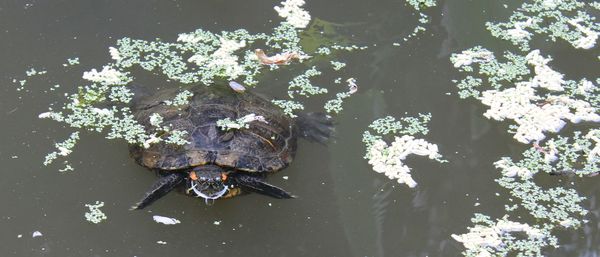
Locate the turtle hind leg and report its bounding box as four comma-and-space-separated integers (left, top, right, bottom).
295, 112, 335, 144
130, 172, 187, 210
233, 174, 295, 199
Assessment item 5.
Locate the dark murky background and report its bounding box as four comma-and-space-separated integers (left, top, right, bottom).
1, 0, 598, 256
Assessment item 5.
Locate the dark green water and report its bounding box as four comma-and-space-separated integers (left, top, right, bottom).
0, 0, 598, 256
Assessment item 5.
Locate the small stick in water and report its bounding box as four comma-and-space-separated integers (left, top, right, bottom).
255, 49, 302, 65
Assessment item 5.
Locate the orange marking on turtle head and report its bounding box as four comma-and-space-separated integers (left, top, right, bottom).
221, 172, 228, 181
189, 171, 198, 181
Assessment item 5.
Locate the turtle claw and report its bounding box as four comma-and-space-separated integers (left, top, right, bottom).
131, 172, 186, 210
233, 174, 295, 199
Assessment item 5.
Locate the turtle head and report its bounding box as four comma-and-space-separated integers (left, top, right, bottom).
187, 165, 230, 200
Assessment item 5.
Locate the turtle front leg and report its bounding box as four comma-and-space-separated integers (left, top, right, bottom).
130, 172, 187, 210
231, 173, 295, 199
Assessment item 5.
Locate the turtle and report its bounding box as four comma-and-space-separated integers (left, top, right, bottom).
129, 84, 334, 209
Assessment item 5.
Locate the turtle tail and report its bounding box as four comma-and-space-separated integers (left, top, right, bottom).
130, 172, 186, 210
295, 112, 335, 144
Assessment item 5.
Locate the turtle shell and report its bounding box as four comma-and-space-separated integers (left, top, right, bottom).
129, 85, 297, 173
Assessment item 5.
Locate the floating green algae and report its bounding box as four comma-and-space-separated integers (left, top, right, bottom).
323, 78, 357, 114
216, 114, 269, 131
395, 0, 438, 44
450, 0, 599, 255
451, 47, 599, 144
38, 0, 366, 169
406, 0, 436, 11
63, 57, 80, 67
452, 213, 557, 257
285, 66, 327, 98
84, 201, 108, 224
271, 99, 305, 118
486, 0, 600, 51
495, 129, 600, 178
362, 114, 445, 188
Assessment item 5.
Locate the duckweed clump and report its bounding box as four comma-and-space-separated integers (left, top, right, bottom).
39, 0, 368, 169
42, 132, 79, 168
496, 129, 600, 178
452, 214, 557, 257
216, 114, 268, 131
63, 57, 80, 66
323, 78, 358, 114
362, 114, 445, 187
450, 0, 599, 255
271, 99, 305, 118
330, 61, 346, 70
286, 66, 327, 98
486, 0, 600, 51
406, 0, 436, 11
451, 48, 599, 143
496, 176, 587, 227
84, 201, 107, 224
162, 90, 193, 106
396, 0, 438, 44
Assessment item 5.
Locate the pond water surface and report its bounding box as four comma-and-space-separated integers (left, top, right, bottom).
1, 0, 599, 256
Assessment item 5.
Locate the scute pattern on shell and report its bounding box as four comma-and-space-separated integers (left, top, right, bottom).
129, 85, 297, 173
